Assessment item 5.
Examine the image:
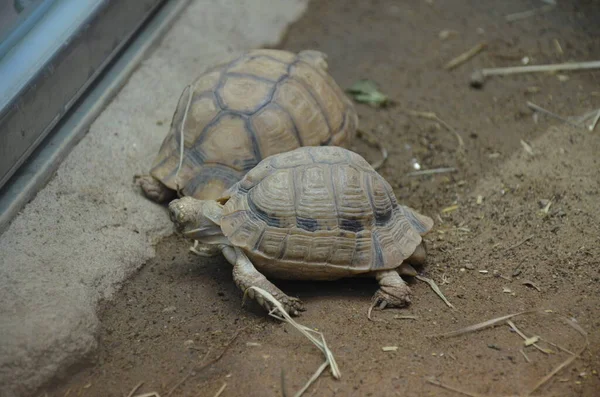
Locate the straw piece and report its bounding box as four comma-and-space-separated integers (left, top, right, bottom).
415, 275, 455, 309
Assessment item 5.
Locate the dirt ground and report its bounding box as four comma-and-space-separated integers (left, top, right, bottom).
42, 1, 600, 396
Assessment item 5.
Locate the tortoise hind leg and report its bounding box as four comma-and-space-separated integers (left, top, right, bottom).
371, 269, 412, 311
221, 246, 304, 316
135, 175, 176, 203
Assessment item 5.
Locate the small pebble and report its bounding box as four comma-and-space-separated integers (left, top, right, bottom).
162, 306, 177, 313
465, 263, 475, 270
183, 340, 194, 347
479, 270, 489, 274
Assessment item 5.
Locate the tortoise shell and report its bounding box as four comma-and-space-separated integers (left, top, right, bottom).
219, 146, 434, 281
150, 49, 358, 200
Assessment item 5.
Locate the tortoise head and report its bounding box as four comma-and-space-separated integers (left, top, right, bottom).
168, 196, 224, 241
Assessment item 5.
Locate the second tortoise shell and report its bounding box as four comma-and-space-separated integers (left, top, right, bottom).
150, 49, 358, 200
219, 146, 434, 281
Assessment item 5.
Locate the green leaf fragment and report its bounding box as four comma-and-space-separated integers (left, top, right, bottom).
347, 79, 389, 107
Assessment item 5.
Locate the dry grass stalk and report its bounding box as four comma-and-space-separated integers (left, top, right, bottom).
415, 275, 455, 309
166, 329, 243, 397
404, 109, 465, 148
527, 102, 584, 129
589, 109, 600, 131
527, 316, 589, 395
444, 43, 487, 70
427, 310, 534, 338
127, 382, 144, 397
505, 3, 556, 22
408, 167, 457, 177
247, 286, 340, 397
520, 349, 531, 363
426, 310, 589, 396
426, 378, 485, 397
356, 129, 389, 170
394, 315, 418, 320
174, 84, 195, 195
506, 320, 553, 354
133, 393, 160, 397
503, 234, 534, 252
213, 383, 227, 397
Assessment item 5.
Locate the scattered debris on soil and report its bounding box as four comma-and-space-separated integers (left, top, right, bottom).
42, 1, 600, 396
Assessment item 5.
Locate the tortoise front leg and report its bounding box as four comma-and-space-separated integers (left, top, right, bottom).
135, 175, 176, 203
372, 269, 412, 310
221, 246, 304, 316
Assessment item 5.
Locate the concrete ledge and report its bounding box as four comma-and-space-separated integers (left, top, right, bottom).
0, 0, 308, 395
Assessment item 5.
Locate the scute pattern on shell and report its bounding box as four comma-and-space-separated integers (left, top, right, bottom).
149, 50, 358, 200
220, 147, 433, 281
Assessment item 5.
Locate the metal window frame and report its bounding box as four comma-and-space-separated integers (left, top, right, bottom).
0, 0, 190, 233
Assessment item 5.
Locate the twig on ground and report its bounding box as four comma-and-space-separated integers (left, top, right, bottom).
504, 234, 534, 252
166, 329, 243, 397
505, 2, 556, 22
408, 168, 457, 177
127, 382, 144, 397
470, 60, 600, 87
426, 378, 483, 397
527, 102, 584, 129
213, 383, 227, 397
415, 275, 455, 309
589, 109, 600, 131
356, 129, 389, 170
444, 43, 487, 70
522, 280, 541, 292
174, 84, 195, 196
404, 109, 465, 149
520, 349, 532, 363
527, 316, 589, 395
427, 310, 534, 338
248, 286, 340, 397
506, 320, 553, 354
426, 310, 589, 397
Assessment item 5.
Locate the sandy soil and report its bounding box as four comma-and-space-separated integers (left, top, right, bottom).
42, 1, 600, 396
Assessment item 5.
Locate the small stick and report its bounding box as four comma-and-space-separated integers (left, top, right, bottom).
127, 382, 144, 397
444, 43, 487, 70
426, 378, 483, 397
213, 383, 227, 397
527, 102, 583, 129
503, 234, 534, 252
506, 320, 553, 355
505, 3, 556, 22
356, 129, 389, 170
166, 329, 244, 396
415, 275, 455, 309
470, 60, 600, 87
408, 167, 457, 177
589, 109, 600, 131
520, 349, 532, 363
404, 109, 464, 148
174, 84, 195, 195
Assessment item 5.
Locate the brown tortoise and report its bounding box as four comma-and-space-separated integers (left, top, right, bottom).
168, 146, 433, 316
137, 49, 359, 203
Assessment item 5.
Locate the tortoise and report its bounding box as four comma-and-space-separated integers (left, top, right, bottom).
168, 146, 433, 315
136, 49, 359, 203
